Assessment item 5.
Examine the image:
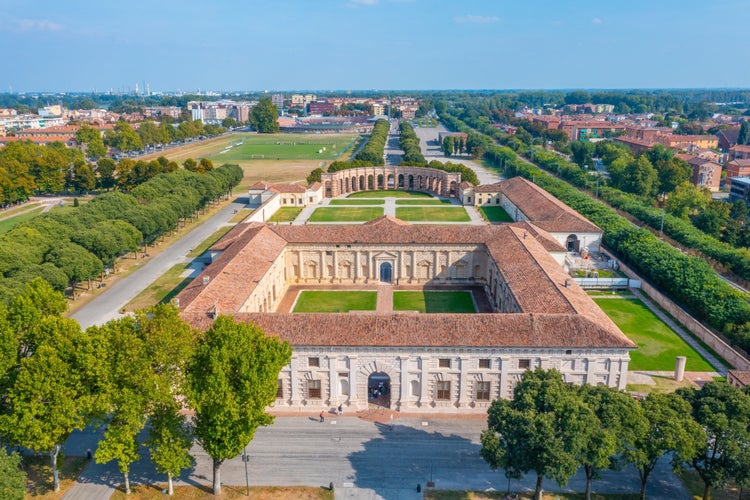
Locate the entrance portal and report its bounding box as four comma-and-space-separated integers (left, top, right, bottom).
368, 372, 391, 408
379, 262, 393, 283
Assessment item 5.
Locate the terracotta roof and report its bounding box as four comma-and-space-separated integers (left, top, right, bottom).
272, 183, 306, 193
729, 370, 750, 386
248, 181, 271, 191
728, 159, 750, 167
495, 177, 601, 234
730, 145, 750, 153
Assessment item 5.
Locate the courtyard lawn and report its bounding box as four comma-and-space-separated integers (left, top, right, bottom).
594, 298, 715, 372
329, 199, 385, 205
208, 133, 358, 162
395, 199, 451, 205
268, 207, 303, 223
395, 206, 470, 222
308, 207, 383, 222
393, 291, 476, 313
293, 291, 377, 313
479, 206, 513, 223
348, 190, 432, 198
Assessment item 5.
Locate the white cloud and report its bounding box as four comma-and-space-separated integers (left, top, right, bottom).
454, 15, 500, 24
591, 17, 603, 25
16, 18, 63, 32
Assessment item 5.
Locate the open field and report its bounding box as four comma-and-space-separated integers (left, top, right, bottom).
0, 206, 45, 233
268, 207, 303, 222
208, 133, 358, 162
328, 199, 385, 205
112, 485, 333, 500
348, 190, 433, 198
393, 291, 476, 313
479, 206, 513, 222
594, 298, 714, 371
293, 290, 377, 312
395, 206, 470, 222
308, 207, 384, 222
395, 199, 451, 205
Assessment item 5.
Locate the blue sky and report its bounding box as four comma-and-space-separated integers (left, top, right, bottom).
1, 0, 748, 93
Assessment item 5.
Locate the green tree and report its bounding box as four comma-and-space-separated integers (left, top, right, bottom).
571, 141, 595, 169
481, 369, 589, 500
666, 182, 711, 219
96, 157, 117, 190
677, 381, 750, 500
0, 448, 26, 500
625, 393, 703, 500
198, 158, 214, 173
106, 121, 143, 153
250, 98, 280, 133
306, 167, 324, 184
188, 316, 292, 495
442, 136, 454, 157
622, 156, 658, 198
147, 402, 194, 496
183, 158, 198, 172
75, 125, 107, 160
739, 120, 749, 146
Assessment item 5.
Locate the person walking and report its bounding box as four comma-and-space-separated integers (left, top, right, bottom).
337, 404, 343, 416
319, 410, 325, 423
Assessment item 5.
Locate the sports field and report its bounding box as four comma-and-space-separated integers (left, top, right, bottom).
308, 207, 384, 222
395, 207, 470, 222
208, 133, 358, 162
328, 199, 385, 206
594, 297, 715, 371
479, 206, 513, 222
268, 207, 303, 223
293, 291, 377, 313
348, 190, 432, 198
393, 291, 476, 313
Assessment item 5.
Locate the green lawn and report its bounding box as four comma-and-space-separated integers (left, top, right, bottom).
268, 207, 303, 222
208, 133, 358, 162
348, 190, 433, 198
396, 206, 470, 222
393, 291, 476, 313
329, 199, 385, 205
0, 207, 46, 234
594, 298, 715, 371
479, 206, 513, 223
395, 199, 452, 205
293, 291, 377, 312
308, 207, 383, 222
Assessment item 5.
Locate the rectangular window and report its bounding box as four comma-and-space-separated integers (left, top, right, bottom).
518, 359, 531, 369
479, 359, 491, 369
436, 381, 451, 400
308, 357, 320, 367
439, 358, 451, 368
476, 381, 491, 401
307, 380, 321, 399
338, 372, 348, 378
276, 379, 283, 399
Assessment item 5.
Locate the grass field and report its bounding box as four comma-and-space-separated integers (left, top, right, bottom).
0, 206, 45, 233
594, 298, 714, 372
308, 207, 383, 222
293, 291, 377, 312
395, 206, 470, 222
268, 207, 303, 222
208, 133, 358, 162
393, 291, 476, 313
329, 199, 385, 205
348, 190, 432, 198
479, 206, 513, 223
395, 199, 451, 205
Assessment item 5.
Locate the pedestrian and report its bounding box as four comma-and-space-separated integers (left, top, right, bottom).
338, 404, 343, 416
319, 410, 325, 423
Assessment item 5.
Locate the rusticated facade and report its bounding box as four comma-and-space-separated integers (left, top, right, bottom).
320, 166, 461, 198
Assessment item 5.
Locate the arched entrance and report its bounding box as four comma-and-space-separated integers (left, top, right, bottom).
379, 262, 393, 283
566, 234, 580, 252
368, 372, 391, 408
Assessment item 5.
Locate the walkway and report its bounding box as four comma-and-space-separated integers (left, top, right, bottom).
375, 284, 393, 313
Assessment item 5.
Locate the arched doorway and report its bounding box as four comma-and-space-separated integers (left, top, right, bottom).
379, 262, 393, 283
566, 234, 580, 252
368, 372, 391, 408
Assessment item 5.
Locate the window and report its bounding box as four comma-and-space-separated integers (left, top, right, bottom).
518, 359, 531, 369
307, 380, 321, 399
479, 359, 491, 369
308, 357, 320, 367
475, 381, 491, 401
439, 358, 451, 368
338, 372, 348, 378
436, 381, 451, 400
276, 379, 283, 399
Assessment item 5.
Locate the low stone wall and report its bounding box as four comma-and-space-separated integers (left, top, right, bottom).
610, 251, 750, 370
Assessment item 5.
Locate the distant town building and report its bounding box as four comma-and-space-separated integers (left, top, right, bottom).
686, 157, 722, 191
307, 101, 335, 116
271, 94, 284, 110
730, 144, 750, 161
144, 106, 182, 120
729, 177, 750, 204
727, 159, 750, 179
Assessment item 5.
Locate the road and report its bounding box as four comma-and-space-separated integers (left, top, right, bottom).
63, 415, 688, 500
70, 197, 249, 329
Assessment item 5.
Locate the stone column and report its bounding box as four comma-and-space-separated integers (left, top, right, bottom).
348, 356, 359, 407
328, 356, 337, 406
619, 357, 629, 390
399, 356, 409, 409
290, 356, 300, 405
411, 251, 417, 283
458, 356, 470, 407
354, 251, 360, 282
586, 357, 597, 385
419, 356, 430, 407
499, 356, 510, 400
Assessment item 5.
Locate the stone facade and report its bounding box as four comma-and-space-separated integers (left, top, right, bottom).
320, 166, 461, 198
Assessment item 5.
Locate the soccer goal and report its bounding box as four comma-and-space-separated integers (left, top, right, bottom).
250, 154, 265, 159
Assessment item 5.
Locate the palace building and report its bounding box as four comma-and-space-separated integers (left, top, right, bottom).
176, 177, 634, 414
